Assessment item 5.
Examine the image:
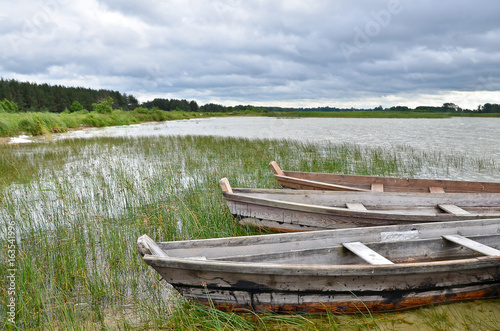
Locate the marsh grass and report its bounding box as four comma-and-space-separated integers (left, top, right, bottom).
0, 110, 233, 138
0, 135, 499, 330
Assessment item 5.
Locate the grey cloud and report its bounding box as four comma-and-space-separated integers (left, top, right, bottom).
1, 0, 499, 108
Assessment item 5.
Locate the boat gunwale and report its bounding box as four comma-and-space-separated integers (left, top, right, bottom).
142, 254, 500, 277
275, 174, 371, 192
282, 170, 500, 187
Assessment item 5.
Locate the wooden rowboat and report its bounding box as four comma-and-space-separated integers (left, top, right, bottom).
219, 178, 500, 232
137, 218, 500, 314
270, 161, 500, 193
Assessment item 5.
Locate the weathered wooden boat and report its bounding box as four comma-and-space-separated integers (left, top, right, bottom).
270, 161, 500, 193
137, 218, 500, 313
219, 178, 500, 232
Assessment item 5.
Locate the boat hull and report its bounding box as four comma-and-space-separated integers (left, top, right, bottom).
222, 189, 500, 232
144, 256, 500, 313
139, 219, 500, 313
269, 161, 500, 193
177, 283, 500, 314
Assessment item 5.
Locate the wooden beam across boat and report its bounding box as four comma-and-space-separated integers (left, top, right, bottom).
138, 218, 500, 314
438, 204, 471, 215
342, 242, 394, 265
220, 178, 500, 232
269, 161, 500, 193
443, 235, 500, 256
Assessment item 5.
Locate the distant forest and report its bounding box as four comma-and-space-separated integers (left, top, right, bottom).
0, 78, 138, 112
1, 78, 499, 113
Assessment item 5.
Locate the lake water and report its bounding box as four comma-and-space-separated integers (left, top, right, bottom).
13, 116, 500, 161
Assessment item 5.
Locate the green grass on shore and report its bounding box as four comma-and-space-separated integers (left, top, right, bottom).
0, 110, 233, 138
1, 136, 499, 330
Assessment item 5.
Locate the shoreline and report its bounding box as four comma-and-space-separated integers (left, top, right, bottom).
2, 112, 500, 144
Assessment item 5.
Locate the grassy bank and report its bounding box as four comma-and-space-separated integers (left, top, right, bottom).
0, 110, 233, 138
1, 136, 499, 330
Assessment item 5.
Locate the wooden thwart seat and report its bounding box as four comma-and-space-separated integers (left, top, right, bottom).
346, 203, 367, 211
438, 204, 470, 215
371, 183, 384, 192
343, 242, 394, 265
442, 235, 500, 256
429, 186, 445, 193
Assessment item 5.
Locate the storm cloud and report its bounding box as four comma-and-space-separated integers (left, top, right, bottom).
1, 0, 499, 109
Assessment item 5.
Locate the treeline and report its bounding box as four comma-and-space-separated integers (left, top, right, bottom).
0, 78, 138, 112
0, 79, 231, 114
477, 103, 500, 113
390, 102, 500, 113
1, 78, 499, 114
265, 103, 500, 113
141, 98, 227, 112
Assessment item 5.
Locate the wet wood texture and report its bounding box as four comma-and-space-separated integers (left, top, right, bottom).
139, 219, 500, 313
269, 161, 500, 193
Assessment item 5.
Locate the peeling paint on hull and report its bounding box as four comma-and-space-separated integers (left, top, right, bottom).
180, 284, 500, 314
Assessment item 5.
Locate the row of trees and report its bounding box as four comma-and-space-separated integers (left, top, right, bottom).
478, 103, 500, 113
141, 99, 228, 112
1, 78, 499, 114
265, 102, 500, 113
0, 79, 230, 114
141, 98, 199, 112
0, 78, 138, 113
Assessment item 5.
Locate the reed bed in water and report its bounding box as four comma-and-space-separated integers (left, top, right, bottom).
0, 135, 499, 330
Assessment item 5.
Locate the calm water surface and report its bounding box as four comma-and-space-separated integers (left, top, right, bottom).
11, 116, 500, 161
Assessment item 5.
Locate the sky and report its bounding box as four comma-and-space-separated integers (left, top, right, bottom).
1, 0, 499, 109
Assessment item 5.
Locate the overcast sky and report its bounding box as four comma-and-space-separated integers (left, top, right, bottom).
1, 0, 499, 109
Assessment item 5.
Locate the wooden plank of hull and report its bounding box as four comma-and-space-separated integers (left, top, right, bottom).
145, 255, 500, 284
177, 283, 500, 313
270, 162, 500, 193
238, 217, 316, 232
144, 259, 500, 313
